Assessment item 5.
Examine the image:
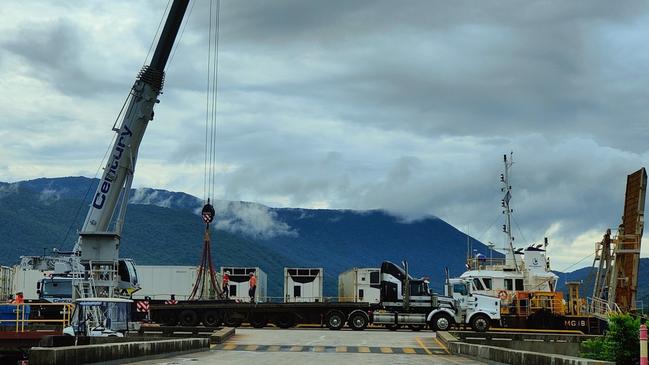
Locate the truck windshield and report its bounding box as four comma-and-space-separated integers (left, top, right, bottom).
42, 280, 72, 297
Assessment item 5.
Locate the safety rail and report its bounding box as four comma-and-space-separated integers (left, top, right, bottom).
466, 257, 508, 270
587, 297, 621, 319
0, 302, 74, 332
502, 294, 566, 316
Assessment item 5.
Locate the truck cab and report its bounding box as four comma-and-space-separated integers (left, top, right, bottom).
428, 277, 501, 332
36, 258, 140, 303
38, 276, 74, 303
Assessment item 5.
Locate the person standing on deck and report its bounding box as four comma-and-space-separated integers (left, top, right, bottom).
222, 271, 230, 298
248, 272, 257, 303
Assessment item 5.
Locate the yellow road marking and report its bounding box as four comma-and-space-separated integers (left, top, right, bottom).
358, 346, 370, 353
290, 346, 303, 352
336, 346, 347, 352
267, 345, 281, 352
402, 347, 416, 354
421, 337, 464, 365
222, 343, 237, 350
415, 337, 433, 356
434, 336, 450, 355
245, 345, 258, 351
380, 347, 393, 354
313, 346, 325, 352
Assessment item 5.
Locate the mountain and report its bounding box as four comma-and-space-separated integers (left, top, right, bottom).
0, 177, 500, 297
9, 176, 647, 302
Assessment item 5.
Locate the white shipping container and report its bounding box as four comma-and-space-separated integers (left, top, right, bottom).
338, 268, 381, 303
0, 266, 14, 301
13, 267, 48, 300
134, 265, 206, 300
221, 267, 267, 302
284, 268, 323, 302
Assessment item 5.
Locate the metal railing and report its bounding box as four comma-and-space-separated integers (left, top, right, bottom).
587, 297, 622, 319
0, 302, 74, 332
466, 257, 507, 270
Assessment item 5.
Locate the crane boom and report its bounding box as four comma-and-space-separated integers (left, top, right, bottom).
73, 0, 190, 299
82, 0, 189, 235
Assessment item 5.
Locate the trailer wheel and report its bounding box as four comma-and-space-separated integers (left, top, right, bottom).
224, 314, 243, 327
202, 311, 221, 327
348, 311, 368, 331
179, 310, 198, 326
274, 314, 296, 329
325, 311, 345, 330
430, 312, 453, 332
470, 314, 490, 332
250, 314, 268, 328
408, 324, 425, 332
159, 311, 177, 326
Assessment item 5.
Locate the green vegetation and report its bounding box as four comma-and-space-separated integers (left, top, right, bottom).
581, 313, 640, 365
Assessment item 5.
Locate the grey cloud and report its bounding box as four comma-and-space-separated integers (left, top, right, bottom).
1, 19, 123, 96
162, 0, 649, 153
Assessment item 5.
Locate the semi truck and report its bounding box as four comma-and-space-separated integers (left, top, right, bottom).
149, 261, 501, 332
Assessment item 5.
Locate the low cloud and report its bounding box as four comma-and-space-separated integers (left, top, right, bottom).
0, 183, 19, 200
38, 188, 63, 205
130, 188, 176, 209
213, 201, 297, 240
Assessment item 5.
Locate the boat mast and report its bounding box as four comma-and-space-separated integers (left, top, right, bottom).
501, 152, 519, 272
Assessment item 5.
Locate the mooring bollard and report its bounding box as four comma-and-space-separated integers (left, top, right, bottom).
641, 323, 648, 365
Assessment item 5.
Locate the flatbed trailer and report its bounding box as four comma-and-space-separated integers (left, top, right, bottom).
147, 261, 502, 333
150, 300, 379, 331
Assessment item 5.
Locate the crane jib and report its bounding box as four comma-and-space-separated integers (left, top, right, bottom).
92, 125, 134, 209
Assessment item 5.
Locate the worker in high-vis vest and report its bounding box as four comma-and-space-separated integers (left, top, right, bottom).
222, 271, 230, 298
10, 292, 24, 304
248, 272, 257, 303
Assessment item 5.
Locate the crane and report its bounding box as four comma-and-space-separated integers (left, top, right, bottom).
19, 0, 191, 307
72, 0, 190, 300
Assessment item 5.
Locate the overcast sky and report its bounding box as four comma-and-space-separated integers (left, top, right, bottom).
1, 0, 648, 270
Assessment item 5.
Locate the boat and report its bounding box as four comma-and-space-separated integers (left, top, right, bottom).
457, 154, 570, 329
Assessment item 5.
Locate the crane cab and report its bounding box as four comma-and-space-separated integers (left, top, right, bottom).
117, 259, 140, 295
63, 297, 135, 337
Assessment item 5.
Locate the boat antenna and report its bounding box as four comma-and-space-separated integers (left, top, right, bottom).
501, 152, 519, 272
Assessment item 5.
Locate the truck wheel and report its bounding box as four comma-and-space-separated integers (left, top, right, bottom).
348, 312, 368, 331
250, 315, 268, 328
325, 311, 345, 330
470, 314, 490, 332
430, 313, 453, 332
202, 311, 221, 327
408, 324, 425, 332
179, 310, 198, 326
